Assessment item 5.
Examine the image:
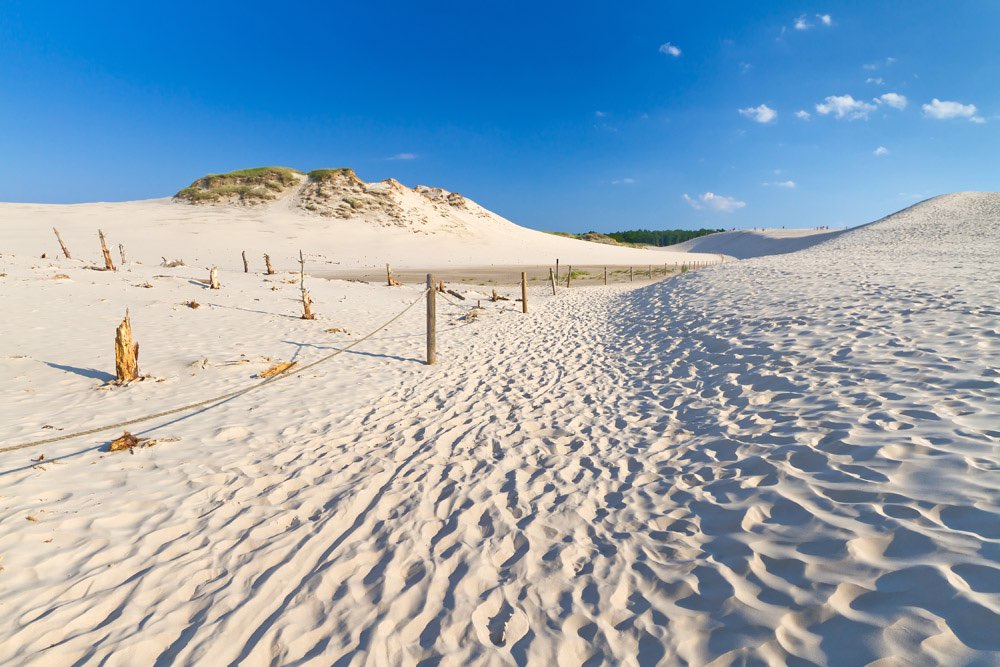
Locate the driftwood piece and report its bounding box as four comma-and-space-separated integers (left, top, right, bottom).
260, 361, 296, 379
53, 227, 71, 259
264, 254, 275, 275
446, 289, 465, 301
99, 230, 116, 271
114, 310, 139, 383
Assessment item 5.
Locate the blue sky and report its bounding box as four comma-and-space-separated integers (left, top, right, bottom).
1, 1, 997, 232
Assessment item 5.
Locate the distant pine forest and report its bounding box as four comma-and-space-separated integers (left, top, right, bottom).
549, 228, 724, 247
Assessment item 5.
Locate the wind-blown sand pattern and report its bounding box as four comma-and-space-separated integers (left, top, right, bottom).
0, 193, 998, 664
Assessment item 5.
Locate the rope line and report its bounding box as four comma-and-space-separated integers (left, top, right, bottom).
0, 288, 432, 455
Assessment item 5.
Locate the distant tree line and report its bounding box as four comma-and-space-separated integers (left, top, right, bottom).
603, 228, 724, 247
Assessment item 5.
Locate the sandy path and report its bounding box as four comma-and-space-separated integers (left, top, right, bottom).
1, 193, 998, 664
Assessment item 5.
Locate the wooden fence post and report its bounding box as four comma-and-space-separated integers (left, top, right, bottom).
264, 254, 275, 275
387, 263, 393, 287
426, 274, 436, 365
604, 266, 608, 285
566, 265, 572, 288
629, 266, 633, 282
242, 251, 249, 273
99, 230, 116, 271
521, 271, 528, 314
555, 259, 560, 281
119, 244, 127, 265
648, 264, 652, 279
549, 267, 556, 295
209, 267, 220, 289
53, 227, 71, 259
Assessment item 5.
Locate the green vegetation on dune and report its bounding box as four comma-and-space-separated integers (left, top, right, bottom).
175, 166, 303, 203
546, 228, 723, 247
307, 168, 357, 181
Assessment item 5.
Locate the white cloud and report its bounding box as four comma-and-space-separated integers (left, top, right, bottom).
866, 77, 884, 85
794, 15, 812, 30
595, 110, 607, 118
817, 14, 833, 26
816, 94, 876, 120
795, 109, 811, 120
659, 42, 682, 57
611, 178, 636, 185
971, 115, 986, 124
764, 180, 797, 188
738, 103, 778, 124
388, 152, 417, 160
740, 62, 752, 73
683, 192, 747, 213
877, 92, 907, 110
922, 98, 979, 121
873, 146, 889, 156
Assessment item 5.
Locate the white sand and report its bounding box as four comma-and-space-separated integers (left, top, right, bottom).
1, 192, 998, 664
665, 227, 847, 259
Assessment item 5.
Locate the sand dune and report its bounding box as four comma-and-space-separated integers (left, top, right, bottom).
665, 227, 846, 259
0, 193, 998, 664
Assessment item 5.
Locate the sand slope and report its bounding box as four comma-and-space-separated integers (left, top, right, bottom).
665, 227, 846, 259
0, 192, 998, 664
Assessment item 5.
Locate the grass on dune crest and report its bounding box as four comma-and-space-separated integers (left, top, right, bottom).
175, 166, 303, 203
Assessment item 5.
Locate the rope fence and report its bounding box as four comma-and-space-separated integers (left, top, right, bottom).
3, 253, 724, 455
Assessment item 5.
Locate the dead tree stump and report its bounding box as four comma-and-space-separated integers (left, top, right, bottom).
114, 311, 139, 383
99, 230, 116, 271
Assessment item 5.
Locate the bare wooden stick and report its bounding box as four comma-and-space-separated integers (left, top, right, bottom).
521, 272, 528, 314
209, 267, 220, 289
118, 244, 127, 265
549, 267, 556, 295
629, 266, 633, 282
299, 250, 314, 319
242, 250, 249, 273
53, 227, 71, 259
99, 229, 116, 271
426, 274, 436, 365
264, 253, 275, 275
604, 266, 608, 285
566, 265, 572, 288
114, 310, 139, 383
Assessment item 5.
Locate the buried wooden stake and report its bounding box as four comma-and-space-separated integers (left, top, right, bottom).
299, 250, 314, 319
209, 267, 220, 290
604, 266, 608, 285
549, 267, 556, 295
264, 254, 275, 275
438, 279, 445, 293
566, 266, 572, 288
555, 259, 560, 282
629, 266, 633, 282
119, 244, 128, 265
53, 227, 71, 259
648, 264, 652, 279
242, 250, 249, 273
387, 263, 393, 287
114, 310, 139, 383
426, 274, 436, 365
99, 229, 116, 271
521, 271, 528, 314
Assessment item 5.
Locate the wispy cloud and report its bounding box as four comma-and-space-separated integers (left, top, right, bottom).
658, 42, 681, 57
873, 146, 889, 156
816, 94, 876, 120
794, 13, 833, 30
876, 92, 907, 110
763, 180, 797, 189
594, 110, 607, 118
866, 77, 884, 85
611, 178, 636, 185
683, 192, 747, 213
795, 109, 811, 120
739, 62, 752, 74
738, 104, 778, 124
388, 152, 417, 160
922, 98, 983, 122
